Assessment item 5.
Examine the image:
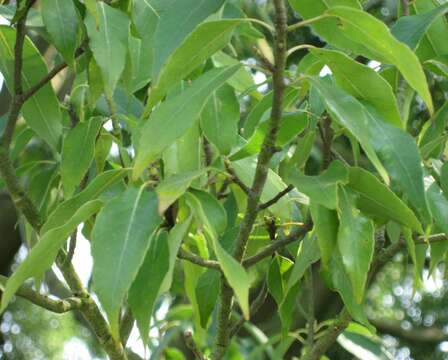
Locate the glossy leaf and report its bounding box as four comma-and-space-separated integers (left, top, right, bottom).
134, 66, 239, 179
325, 6, 433, 114
391, 2, 448, 50
201, 84, 239, 155
41, 0, 79, 67
0, 26, 62, 150
186, 189, 250, 319
310, 48, 401, 128
338, 189, 375, 303
309, 77, 430, 224
156, 170, 205, 214
287, 160, 348, 210
146, 20, 241, 110
84, 2, 130, 93
129, 231, 169, 344
0, 200, 103, 312
347, 167, 422, 233
92, 187, 162, 336
42, 169, 128, 234
61, 117, 104, 197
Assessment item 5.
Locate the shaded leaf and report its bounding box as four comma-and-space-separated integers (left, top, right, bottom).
196, 269, 220, 328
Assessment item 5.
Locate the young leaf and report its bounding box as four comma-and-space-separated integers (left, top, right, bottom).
0, 200, 103, 313
185, 189, 250, 319
326, 6, 433, 114
310, 48, 402, 128
0, 26, 62, 150
200, 84, 239, 155
146, 20, 241, 110
84, 2, 130, 93
337, 189, 375, 303
287, 160, 348, 210
129, 231, 169, 344
391, 3, 448, 50
42, 169, 128, 234
61, 117, 104, 198
156, 170, 205, 214
347, 167, 422, 233
41, 0, 79, 67
92, 187, 162, 337
133, 66, 240, 179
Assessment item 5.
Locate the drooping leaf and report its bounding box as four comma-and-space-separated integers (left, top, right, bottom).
195, 269, 220, 329
156, 170, 205, 214
310, 48, 401, 128
84, 2, 130, 93
61, 117, 104, 198
41, 0, 79, 67
287, 160, 348, 210
0, 26, 62, 150
310, 204, 338, 269
287, 0, 364, 54
391, 2, 448, 50
441, 162, 448, 198
200, 84, 239, 155
0, 200, 103, 312
337, 188, 375, 303
92, 187, 162, 337
146, 20, 241, 110
325, 6, 433, 114
309, 77, 431, 224
129, 231, 169, 344
347, 167, 422, 233
268, 255, 294, 306
133, 66, 240, 179
42, 169, 128, 234
186, 189, 250, 319
419, 101, 448, 159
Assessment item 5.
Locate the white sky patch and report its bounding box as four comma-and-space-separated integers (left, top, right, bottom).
367, 60, 382, 72
319, 65, 332, 77
423, 268, 444, 294
63, 337, 99, 360
253, 71, 268, 92
71, 227, 94, 287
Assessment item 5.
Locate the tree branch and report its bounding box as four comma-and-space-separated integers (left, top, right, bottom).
212, 1, 288, 358
178, 248, 221, 270
224, 159, 250, 195
257, 184, 294, 211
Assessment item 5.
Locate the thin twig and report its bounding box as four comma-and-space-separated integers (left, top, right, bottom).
184, 330, 208, 360
258, 184, 294, 211
178, 248, 221, 270
224, 159, 250, 195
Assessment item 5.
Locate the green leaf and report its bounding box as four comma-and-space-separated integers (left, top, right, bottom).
310, 204, 338, 269
310, 48, 402, 128
391, 2, 448, 50
186, 189, 250, 319
347, 167, 422, 233
200, 84, 239, 155
288, 0, 364, 53
195, 269, 220, 328
337, 189, 375, 303
129, 231, 169, 344
61, 117, 104, 197
0, 26, 62, 150
42, 169, 128, 234
92, 187, 162, 337
325, 6, 433, 114
419, 101, 448, 159
133, 66, 239, 179
441, 162, 448, 198
146, 20, 241, 111
231, 112, 308, 161
156, 170, 205, 214
309, 77, 430, 224
84, 2, 130, 93
287, 160, 348, 210
41, 0, 79, 67
268, 255, 293, 306
95, 131, 113, 173
232, 157, 292, 220
427, 183, 448, 236
0, 200, 103, 313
